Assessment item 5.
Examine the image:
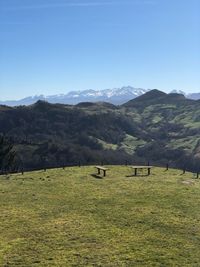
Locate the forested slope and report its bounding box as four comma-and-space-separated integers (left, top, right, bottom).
0, 90, 199, 171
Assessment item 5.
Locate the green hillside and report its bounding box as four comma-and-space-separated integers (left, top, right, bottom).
0, 90, 200, 171
0, 166, 200, 266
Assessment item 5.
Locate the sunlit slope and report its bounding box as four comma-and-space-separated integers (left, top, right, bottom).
0, 91, 200, 169
0, 166, 200, 266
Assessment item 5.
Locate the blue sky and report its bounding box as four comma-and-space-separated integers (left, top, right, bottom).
0, 0, 200, 100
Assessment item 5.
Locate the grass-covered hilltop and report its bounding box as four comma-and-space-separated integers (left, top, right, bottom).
0, 166, 200, 266
1, 90, 200, 265
0, 90, 200, 172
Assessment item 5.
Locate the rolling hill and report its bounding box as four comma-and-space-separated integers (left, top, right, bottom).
0, 90, 200, 172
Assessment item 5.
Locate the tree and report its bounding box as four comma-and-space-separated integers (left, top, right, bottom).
0, 136, 16, 172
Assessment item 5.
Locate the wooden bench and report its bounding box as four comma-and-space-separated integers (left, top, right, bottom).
95, 166, 108, 177
131, 165, 153, 176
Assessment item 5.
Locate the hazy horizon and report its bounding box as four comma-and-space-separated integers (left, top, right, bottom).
0, 86, 198, 102
1, 0, 200, 100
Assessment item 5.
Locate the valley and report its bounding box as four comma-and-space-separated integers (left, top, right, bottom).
0, 90, 200, 172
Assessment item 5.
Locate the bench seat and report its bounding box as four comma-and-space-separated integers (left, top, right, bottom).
95, 166, 108, 177
131, 166, 153, 176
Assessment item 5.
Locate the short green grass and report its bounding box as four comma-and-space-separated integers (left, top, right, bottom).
167, 136, 200, 151
119, 135, 146, 154
96, 135, 146, 154
96, 138, 118, 150
0, 166, 200, 266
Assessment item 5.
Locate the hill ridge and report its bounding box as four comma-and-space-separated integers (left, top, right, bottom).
0, 90, 200, 172
1, 87, 200, 106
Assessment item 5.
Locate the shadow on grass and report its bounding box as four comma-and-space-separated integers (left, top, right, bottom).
91, 174, 104, 179
126, 174, 150, 178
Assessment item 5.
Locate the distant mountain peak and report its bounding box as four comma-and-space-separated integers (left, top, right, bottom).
123, 89, 192, 108
32, 100, 52, 110
138, 89, 166, 99
167, 92, 186, 99
0, 86, 150, 106
123, 89, 166, 106
170, 89, 186, 95
0, 87, 200, 107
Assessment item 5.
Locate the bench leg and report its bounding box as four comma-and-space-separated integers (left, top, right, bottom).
134, 168, 137, 176
103, 170, 106, 177
148, 168, 151, 176
98, 169, 100, 175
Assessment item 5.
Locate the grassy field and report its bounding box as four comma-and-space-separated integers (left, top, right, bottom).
0, 166, 200, 266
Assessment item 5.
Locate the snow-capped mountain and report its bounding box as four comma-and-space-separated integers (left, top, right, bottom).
169, 90, 200, 100
0, 87, 199, 106
187, 93, 200, 100
170, 89, 186, 95
0, 87, 150, 106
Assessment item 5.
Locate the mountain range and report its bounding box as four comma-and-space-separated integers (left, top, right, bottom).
1, 86, 200, 106
0, 89, 199, 172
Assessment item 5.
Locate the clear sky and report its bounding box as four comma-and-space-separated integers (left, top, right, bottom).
0, 0, 200, 100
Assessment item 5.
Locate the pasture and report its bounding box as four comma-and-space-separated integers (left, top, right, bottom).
0, 166, 200, 266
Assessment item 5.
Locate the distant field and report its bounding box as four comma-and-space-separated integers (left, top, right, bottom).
0, 166, 200, 266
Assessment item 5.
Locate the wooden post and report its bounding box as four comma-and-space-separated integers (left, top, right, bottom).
197, 172, 199, 179
166, 163, 169, 171
98, 168, 100, 175
134, 168, 137, 176
148, 168, 151, 176
43, 156, 47, 172
103, 170, 106, 177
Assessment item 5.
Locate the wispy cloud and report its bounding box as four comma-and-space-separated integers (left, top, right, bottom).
3, 1, 156, 11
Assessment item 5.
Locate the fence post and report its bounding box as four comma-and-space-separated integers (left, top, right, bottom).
166, 163, 169, 171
